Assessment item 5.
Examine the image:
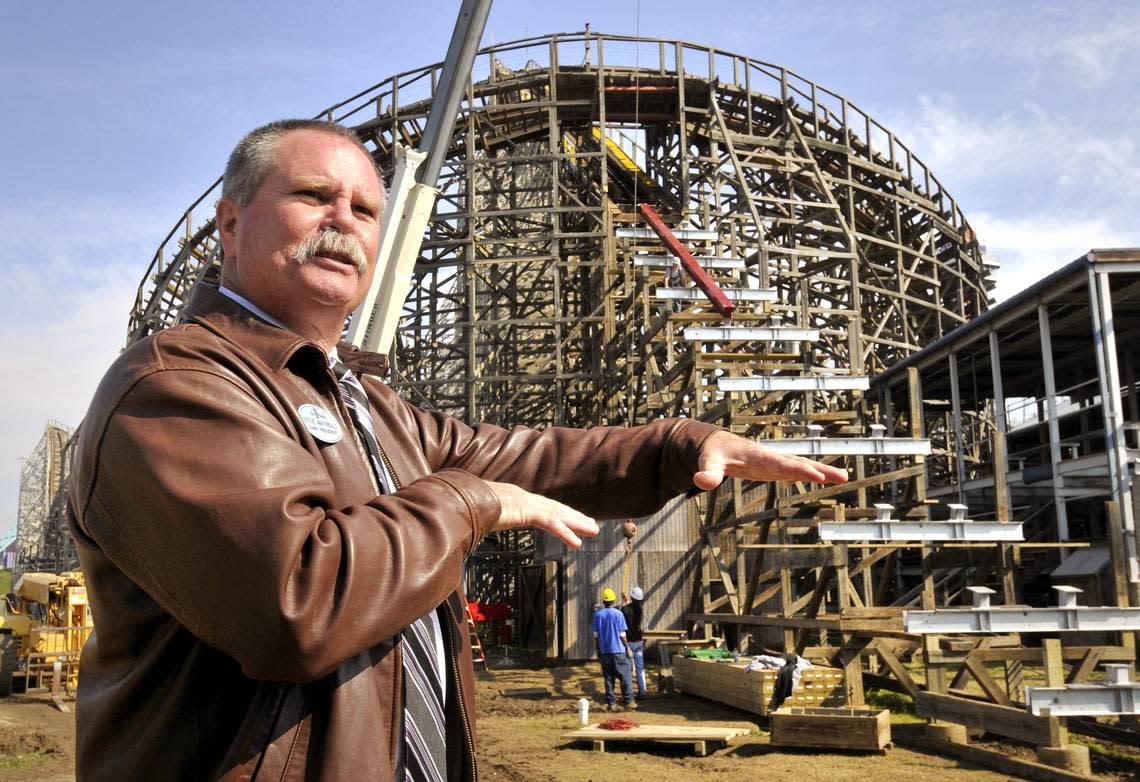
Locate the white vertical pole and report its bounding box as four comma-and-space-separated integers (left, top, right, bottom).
1039, 305, 1070, 552
1091, 268, 1139, 581
949, 352, 966, 501
989, 330, 1013, 519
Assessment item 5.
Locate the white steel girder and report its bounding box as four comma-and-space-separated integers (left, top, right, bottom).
653, 286, 776, 301
1026, 666, 1140, 716
905, 586, 1140, 633
635, 256, 745, 269
684, 326, 820, 342
616, 227, 718, 240
719, 375, 870, 392
757, 437, 931, 456
820, 502, 1024, 542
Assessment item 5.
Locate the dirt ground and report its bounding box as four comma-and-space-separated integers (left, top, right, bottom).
0, 696, 73, 782
2, 661, 1139, 781
476, 662, 1016, 782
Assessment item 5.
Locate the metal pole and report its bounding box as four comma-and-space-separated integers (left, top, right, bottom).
949, 352, 966, 502
989, 330, 1013, 523
1039, 304, 1070, 552
1090, 266, 1140, 581
417, 0, 493, 187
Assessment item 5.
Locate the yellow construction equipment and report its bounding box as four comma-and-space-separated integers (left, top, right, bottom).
0, 571, 92, 698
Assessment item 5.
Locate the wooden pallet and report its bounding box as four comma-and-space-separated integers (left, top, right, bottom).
561, 724, 750, 756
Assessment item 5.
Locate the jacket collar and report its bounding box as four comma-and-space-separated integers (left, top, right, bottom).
183, 284, 389, 377
183, 284, 325, 372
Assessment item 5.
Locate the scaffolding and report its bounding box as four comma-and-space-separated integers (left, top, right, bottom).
14, 422, 76, 577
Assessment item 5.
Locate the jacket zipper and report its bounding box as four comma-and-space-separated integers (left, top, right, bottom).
375, 443, 402, 491
444, 598, 478, 780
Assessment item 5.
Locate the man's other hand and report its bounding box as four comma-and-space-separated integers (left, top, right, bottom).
487, 481, 599, 548
694, 430, 849, 491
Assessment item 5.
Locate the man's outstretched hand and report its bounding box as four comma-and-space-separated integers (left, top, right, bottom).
487, 481, 600, 549
694, 430, 848, 491
485, 431, 845, 547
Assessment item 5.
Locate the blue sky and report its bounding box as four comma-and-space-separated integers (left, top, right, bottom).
2, 0, 1138, 544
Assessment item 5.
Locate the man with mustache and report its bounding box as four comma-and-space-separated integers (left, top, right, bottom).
68, 119, 848, 781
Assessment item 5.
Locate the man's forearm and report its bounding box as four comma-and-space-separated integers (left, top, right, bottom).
406, 398, 723, 520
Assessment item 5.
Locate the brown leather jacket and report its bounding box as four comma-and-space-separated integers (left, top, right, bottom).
67, 285, 720, 781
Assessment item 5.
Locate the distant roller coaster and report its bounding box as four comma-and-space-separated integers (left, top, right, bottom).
124, 31, 997, 659
129, 31, 991, 422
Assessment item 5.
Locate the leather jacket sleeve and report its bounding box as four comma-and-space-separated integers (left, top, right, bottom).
74, 366, 500, 684
386, 387, 723, 519
75, 340, 720, 686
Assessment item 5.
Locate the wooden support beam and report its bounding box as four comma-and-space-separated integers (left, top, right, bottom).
794, 566, 835, 655
777, 464, 925, 508
1107, 500, 1138, 655
963, 654, 1013, 707
1066, 648, 1103, 684
1042, 638, 1070, 747
867, 639, 919, 699
915, 691, 1052, 746
949, 638, 995, 691
704, 532, 741, 614
836, 635, 869, 706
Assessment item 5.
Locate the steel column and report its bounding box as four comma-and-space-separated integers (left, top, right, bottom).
1039, 305, 1070, 548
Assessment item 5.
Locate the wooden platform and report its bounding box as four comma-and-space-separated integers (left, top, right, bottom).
561, 724, 750, 756
672, 655, 845, 716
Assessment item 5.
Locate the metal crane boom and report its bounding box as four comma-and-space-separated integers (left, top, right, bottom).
346, 0, 493, 354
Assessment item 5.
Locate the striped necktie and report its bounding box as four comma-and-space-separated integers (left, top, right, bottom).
331, 358, 447, 782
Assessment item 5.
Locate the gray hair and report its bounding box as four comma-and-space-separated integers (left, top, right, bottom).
222, 119, 380, 207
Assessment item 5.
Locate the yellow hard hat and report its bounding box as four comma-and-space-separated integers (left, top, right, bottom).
602, 587, 617, 602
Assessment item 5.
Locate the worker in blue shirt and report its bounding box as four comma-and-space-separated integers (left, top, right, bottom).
591, 587, 637, 711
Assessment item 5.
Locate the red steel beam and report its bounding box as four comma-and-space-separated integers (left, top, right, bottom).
637, 203, 734, 318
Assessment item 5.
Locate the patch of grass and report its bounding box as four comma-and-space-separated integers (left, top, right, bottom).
0, 751, 51, 770
1072, 735, 1140, 765
864, 688, 925, 724
0, 569, 11, 602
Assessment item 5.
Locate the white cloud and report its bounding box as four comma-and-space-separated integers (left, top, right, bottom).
919, 3, 1140, 89
0, 198, 171, 542
890, 94, 1140, 203
1004, 7, 1140, 87
973, 211, 1134, 301
883, 93, 1140, 303
0, 258, 138, 542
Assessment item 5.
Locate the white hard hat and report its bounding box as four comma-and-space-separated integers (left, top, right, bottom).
630, 586, 644, 601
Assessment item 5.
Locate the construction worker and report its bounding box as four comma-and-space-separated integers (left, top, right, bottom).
666, 259, 686, 312
622, 585, 647, 698
591, 586, 636, 711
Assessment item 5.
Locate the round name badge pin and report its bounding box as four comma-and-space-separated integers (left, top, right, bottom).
298, 404, 343, 444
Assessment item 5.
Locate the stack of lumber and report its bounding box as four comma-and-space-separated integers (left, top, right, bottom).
672, 655, 844, 716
